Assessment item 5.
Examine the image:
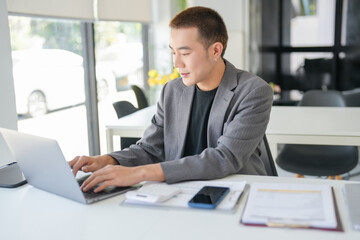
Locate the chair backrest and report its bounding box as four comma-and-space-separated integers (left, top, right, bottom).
112, 101, 138, 119
299, 90, 346, 107
259, 135, 278, 176
131, 85, 149, 110
342, 88, 360, 107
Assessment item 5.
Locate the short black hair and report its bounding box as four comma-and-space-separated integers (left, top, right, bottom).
170, 6, 228, 57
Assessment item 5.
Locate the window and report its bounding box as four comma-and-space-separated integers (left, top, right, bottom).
9, 15, 150, 157
9, 16, 89, 159
94, 21, 146, 153
250, 0, 360, 100
286, 0, 336, 47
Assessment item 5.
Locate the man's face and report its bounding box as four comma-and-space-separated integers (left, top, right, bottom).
170, 27, 216, 89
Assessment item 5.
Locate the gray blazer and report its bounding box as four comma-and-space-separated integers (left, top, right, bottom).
109, 60, 273, 183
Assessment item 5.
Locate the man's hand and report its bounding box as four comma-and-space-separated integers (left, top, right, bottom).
80, 163, 165, 193
69, 155, 117, 176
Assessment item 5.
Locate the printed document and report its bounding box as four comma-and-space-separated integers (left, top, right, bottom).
241, 183, 337, 229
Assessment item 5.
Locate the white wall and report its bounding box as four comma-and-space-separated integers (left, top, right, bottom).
0, 0, 18, 165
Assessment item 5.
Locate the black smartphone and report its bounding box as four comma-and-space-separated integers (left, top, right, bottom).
188, 186, 230, 209
0, 162, 27, 188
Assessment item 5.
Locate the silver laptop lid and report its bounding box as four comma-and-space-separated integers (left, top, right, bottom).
0, 128, 86, 204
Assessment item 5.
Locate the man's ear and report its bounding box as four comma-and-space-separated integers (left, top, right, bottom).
211, 42, 224, 59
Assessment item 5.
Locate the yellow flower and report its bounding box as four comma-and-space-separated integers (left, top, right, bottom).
160, 75, 169, 85
148, 69, 158, 78
147, 68, 179, 86
169, 68, 180, 80
148, 78, 156, 87
155, 76, 162, 85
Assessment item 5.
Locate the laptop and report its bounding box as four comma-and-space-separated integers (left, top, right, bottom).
0, 128, 135, 204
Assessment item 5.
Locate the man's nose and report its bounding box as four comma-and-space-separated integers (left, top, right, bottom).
173, 54, 184, 68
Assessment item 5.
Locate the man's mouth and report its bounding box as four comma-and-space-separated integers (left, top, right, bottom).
180, 72, 190, 78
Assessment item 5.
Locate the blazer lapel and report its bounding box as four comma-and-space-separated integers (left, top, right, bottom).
207, 61, 237, 147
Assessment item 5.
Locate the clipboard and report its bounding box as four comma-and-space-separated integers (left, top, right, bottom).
240, 183, 343, 231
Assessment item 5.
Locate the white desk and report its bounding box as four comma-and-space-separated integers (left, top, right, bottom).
105, 106, 360, 157
1, 175, 359, 240
266, 107, 360, 157
106, 105, 156, 152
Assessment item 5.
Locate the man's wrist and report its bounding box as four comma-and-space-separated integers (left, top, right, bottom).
137, 163, 165, 182
98, 155, 118, 166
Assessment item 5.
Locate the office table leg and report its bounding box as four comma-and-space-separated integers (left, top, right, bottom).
267, 139, 278, 159
106, 129, 114, 153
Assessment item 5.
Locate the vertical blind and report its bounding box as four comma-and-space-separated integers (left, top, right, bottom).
6, 0, 152, 22
97, 0, 152, 22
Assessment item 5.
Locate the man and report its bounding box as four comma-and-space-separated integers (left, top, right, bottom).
70, 6, 273, 193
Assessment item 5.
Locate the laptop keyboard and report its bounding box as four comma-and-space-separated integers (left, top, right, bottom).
77, 175, 91, 188
77, 175, 133, 199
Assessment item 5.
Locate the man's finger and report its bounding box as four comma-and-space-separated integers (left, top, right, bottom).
72, 162, 82, 176
81, 175, 103, 192
94, 180, 113, 193
80, 173, 95, 190
72, 156, 90, 176
80, 162, 98, 173
69, 156, 80, 168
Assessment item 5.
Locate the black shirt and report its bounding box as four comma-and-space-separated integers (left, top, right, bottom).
183, 86, 218, 157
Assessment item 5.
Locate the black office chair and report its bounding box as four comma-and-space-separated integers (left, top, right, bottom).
112, 101, 138, 119
131, 85, 149, 110
276, 90, 359, 179
112, 101, 140, 149
259, 135, 278, 176
112, 86, 149, 149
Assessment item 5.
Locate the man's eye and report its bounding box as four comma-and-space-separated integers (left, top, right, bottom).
182, 53, 190, 56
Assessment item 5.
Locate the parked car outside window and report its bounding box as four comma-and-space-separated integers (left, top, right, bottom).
12, 49, 116, 117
